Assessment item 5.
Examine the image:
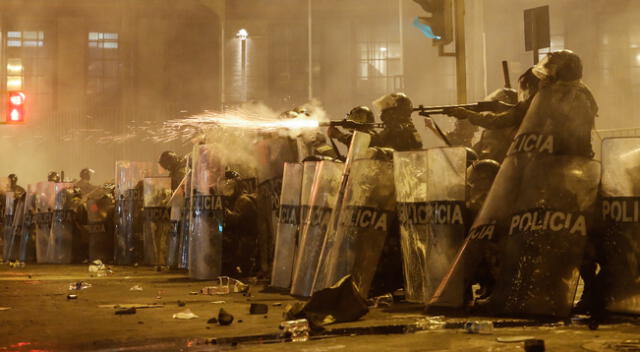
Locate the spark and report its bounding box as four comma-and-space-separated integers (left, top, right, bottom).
165, 110, 321, 132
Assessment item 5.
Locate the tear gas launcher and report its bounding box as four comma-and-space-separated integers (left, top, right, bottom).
412, 100, 514, 117
319, 120, 385, 130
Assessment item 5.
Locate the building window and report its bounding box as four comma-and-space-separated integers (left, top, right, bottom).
7, 31, 44, 48
86, 32, 121, 107
4, 30, 51, 113
354, 24, 403, 98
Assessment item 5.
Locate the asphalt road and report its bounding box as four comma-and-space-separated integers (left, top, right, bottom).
0, 265, 639, 352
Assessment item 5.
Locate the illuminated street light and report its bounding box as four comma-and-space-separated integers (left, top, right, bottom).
236, 29, 248, 41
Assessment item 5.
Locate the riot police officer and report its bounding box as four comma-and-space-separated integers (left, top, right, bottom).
221, 170, 259, 277
371, 93, 423, 151
75, 168, 98, 197
158, 151, 187, 191
8, 174, 25, 200
327, 106, 378, 147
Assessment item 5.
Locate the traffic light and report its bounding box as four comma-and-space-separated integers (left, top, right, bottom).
6, 91, 26, 124
413, 0, 453, 46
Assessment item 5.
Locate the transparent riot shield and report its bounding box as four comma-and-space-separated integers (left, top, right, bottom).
315, 159, 396, 298
256, 136, 299, 273
431, 152, 600, 317
290, 161, 343, 297
18, 186, 36, 263
48, 183, 75, 264
114, 161, 153, 265
2, 192, 16, 261
600, 137, 640, 314
312, 131, 372, 293
143, 177, 172, 266
394, 147, 467, 303
178, 191, 191, 270
270, 163, 304, 288
189, 145, 224, 280
86, 193, 114, 263
34, 182, 54, 263
167, 188, 184, 269
299, 161, 319, 230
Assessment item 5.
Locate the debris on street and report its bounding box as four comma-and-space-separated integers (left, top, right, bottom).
68, 281, 92, 290
284, 275, 369, 326
172, 309, 199, 320
218, 308, 234, 326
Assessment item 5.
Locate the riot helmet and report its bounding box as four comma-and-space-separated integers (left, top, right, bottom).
159, 151, 179, 171
347, 106, 375, 124
279, 110, 299, 119
373, 92, 413, 124
80, 168, 94, 181
532, 50, 583, 82
47, 171, 60, 183
8, 173, 17, 186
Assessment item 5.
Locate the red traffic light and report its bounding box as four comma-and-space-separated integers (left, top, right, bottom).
6, 91, 25, 123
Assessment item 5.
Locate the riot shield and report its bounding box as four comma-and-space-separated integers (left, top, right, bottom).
270, 163, 304, 288
48, 183, 75, 264
290, 160, 343, 297
189, 145, 224, 280
600, 137, 640, 314
312, 131, 372, 293
34, 182, 54, 263
256, 136, 299, 273
114, 161, 153, 265
178, 193, 190, 269
143, 177, 172, 266
167, 188, 184, 269
2, 192, 16, 261
315, 159, 396, 298
18, 186, 36, 263
431, 152, 600, 317
86, 193, 114, 263
299, 161, 319, 229
394, 147, 467, 303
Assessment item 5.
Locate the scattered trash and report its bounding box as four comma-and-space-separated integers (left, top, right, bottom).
280, 319, 310, 342
210, 301, 226, 304
272, 302, 282, 307
173, 309, 199, 320
88, 260, 111, 276
237, 319, 243, 323
155, 296, 161, 299
416, 316, 446, 330
284, 275, 369, 326
524, 339, 545, 352
8, 261, 25, 269
497, 336, 536, 343
115, 307, 137, 315
98, 304, 163, 309
218, 308, 234, 326
189, 291, 199, 295
464, 321, 494, 334
250, 303, 269, 315
68, 281, 92, 291
207, 317, 218, 324
368, 293, 393, 308
201, 277, 249, 295
129, 285, 143, 291
177, 300, 186, 307
0, 307, 11, 311
67, 294, 78, 300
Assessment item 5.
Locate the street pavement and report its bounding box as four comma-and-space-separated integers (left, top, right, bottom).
0, 264, 639, 351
